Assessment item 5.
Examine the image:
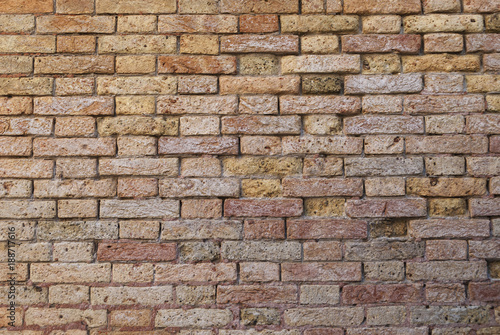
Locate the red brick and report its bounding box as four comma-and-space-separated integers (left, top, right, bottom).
346, 199, 427, 218
469, 282, 500, 302
283, 178, 363, 197
217, 285, 297, 304
426, 240, 467, 260
244, 219, 285, 239
240, 15, 279, 32
97, 242, 176, 261
342, 35, 421, 53
343, 284, 423, 304
281, 262, 362, 281
287, 219, 367, 239
158, 137, 238, 155
224, 199, 303, 217
158, 56, 236, 74
221, 35, 298, 53
304, 241, 342, 261
305, 329, 343, 335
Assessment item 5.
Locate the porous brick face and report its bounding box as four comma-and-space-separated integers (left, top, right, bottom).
0, 0, 498, 333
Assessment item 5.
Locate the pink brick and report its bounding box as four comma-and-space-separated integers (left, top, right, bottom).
282, 262, 362, 281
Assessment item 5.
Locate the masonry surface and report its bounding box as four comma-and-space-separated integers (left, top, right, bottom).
0, 0, 499, 334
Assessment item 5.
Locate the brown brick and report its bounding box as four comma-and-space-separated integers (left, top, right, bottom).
159, 15, 238, 33
283, 178, 362, 197
37, 15, 115, 33
404, 14, 484, 33
343, 284, 422, 304
181, 199, 222, 219
97, 0, 176, 13
118, 178, 158, 198
301, 35, 339, 54
281, 15, 358, 33
180, 35, 219, 55
304, 241, 342, 261
362, 54, 401, 74
0, 0, 53, 13
0, 77, 53, 95
110, 310, 151, 327
240, 15, 279, 33
426, 240, 467, 260
426, 283, 466, 303
57, 35, 95, 54
244, 219, 285, 239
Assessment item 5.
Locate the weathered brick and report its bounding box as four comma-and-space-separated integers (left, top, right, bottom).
344, 0, 420, 14
469, 240, 500, 259
0, 200, 55, 219
241, 308, 280, 325
218, 285, 297, 304
56, 159, 96, 178
240, 15, 279, 33
426, 283, 466, 304
49, 284, 89, 304
411, 306, 490, 325
288, 219, 367, 239
220, 76, 300, 94
404, 15, 484, 33
343, 35, 421, 53
426, 115, 465, 134
406, 178, 487, 197
426, 240, 467, 260
222, 116, 300, 135
0, 56, 32, 74
346, 157, 423, 176
0, 77, 53, 95
282, 55, 360, 73
160, 178, 239, 197
467, 34, 500, 52
240, 262, 280, 282
362, 16, 401, 33
0, 35, 55, 53
53, 242, 93, 262
159, 96, 237, 115
283, 178, 362, 197
343, 284, 422, 304
0, 97, 32, 115
91, 286, 173, 305
221, 241, 300, 261
182, 199, 222, 219
282, 263, 362, 282
97, 76, 177, 95
484, 53, 500, 71
34, 179, 116, 198
403, 55, 480, 72
303, 157, 343, 176
345, 241, 424, 261
31, 263, 111, 283
97, 242, 176, 261
0, 137, 32, 156
240, 55, 279, 75
284, 307, 364, 326
97, 0, 176, 13
428, 198, 467, 216
362, 95, 402, 114
161, 220, 242, 240
223, 157, 301, 177
98, 116, 177, 136
159, 15, 237, 33
155, 263, 237, 282
424, 33, 463, 52
281, 15, 358, 33
155, 309, 232, 328
117, 15, 156, 32
113, 263, 154, 283
55, 116, 95, 137
304, 198, 344, 216
37, 15, 115, 33
116, 55, 156, 74
241, 136, 281, 155
180, 35, 219, 55
37, 220, 118, 240
364, 261, 405, 281
345, 115, 423, 134
58, 199, 97, 218
345, 74, 423, 94
407, 261, 487, 281
283, 136, 363, 155
225, 199, 303, 217
362, 54, 401, 74
110, 310, 151, 327
35, 55, 113, 74
280, 96, 361, 115
35, 97, 113, 115
25, 308, 106, 327
34, 138, 115, 157
301, 35, 339, 54
365, 178, 405, 196
367, 306, 407, 326
304, 241, 342, 261
406, 135, 488, 154
220, 0, 299, 13
222, 35, 298, 53
119, 221, 159, 240
100, 199, 179, 218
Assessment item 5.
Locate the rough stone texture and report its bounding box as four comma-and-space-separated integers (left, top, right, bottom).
1, 1, 498, 333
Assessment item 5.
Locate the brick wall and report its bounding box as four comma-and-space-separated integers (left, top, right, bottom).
0, 0, 499, 333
